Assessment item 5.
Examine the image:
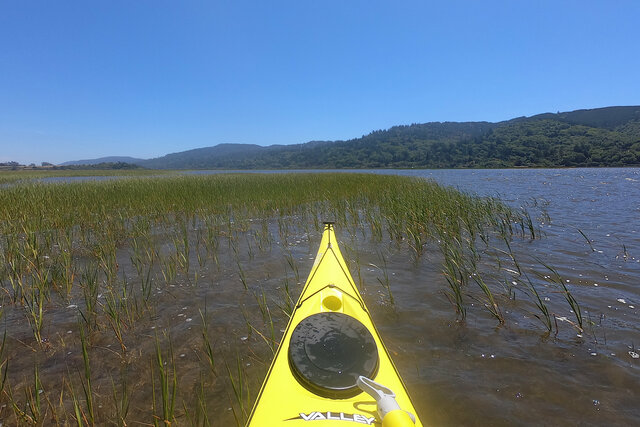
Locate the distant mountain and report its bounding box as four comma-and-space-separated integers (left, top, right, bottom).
60, 156, 145, 166
62, 106, 640, 169
526, 106, 640, 129
140, 144, 265, 169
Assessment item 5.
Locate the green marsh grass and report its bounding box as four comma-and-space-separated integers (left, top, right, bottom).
621, 243, 629, 261
371, 250, 394, 305
276, 274, 295, 318
9, 361, 44, 424
183, 374, 211, 427
110, 374, 130, 427
225, 354, 250, 427
284, 250, 300, 285
577, 228, 595, 252
538, 260, 584, 332
472, 274, 504, 324
441, 241, 468, 320
199, 309, 216, 377
0, 172, 571, 424
79, 324, 95, 425
79, 263, 100, 331
0, 168, 175, 185
152, 333, 177, 426
521, 275, 553, 333
0, 328, 8, 397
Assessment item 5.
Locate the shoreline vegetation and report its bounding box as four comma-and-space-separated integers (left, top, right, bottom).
0, 173, 583, 424
4, 106, 640, 171
1, 163, 638, 187
136, 106, 639, 169
0, 169, 177, 185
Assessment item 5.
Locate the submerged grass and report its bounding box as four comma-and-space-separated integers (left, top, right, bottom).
0, 172, 562, 423
152, 333, 177, 426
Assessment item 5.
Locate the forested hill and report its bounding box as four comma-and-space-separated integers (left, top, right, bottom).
136, 105, 640, 169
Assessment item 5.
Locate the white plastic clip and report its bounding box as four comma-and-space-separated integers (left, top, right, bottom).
357, 376, 416, 424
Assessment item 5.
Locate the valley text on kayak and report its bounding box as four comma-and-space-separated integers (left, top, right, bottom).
288, 411, 377, 424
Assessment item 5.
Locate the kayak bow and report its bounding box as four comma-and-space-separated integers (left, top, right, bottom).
247, 223, 422, 426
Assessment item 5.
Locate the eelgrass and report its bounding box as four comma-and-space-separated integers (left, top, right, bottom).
8, 361, 43, 424
371, 250, 394, 305
0, 172, 569, 424
79, 324, 95, 425
0, 168, 175, 185
0, 329, 7, 397
520, 274, 553, 333
537, 260, 584, 332
577, 228, 595, 252
152, 332, 177, 426
0, 174, 525, 238
110, 373, 130, 427
199, 309, 216, 377
225, 354, 250, 427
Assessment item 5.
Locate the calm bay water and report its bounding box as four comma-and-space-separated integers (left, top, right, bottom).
187, 167, 640, 424
372, 168, 640, 425
9, 168, 640, 424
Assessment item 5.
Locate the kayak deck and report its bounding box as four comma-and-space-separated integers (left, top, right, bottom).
246, 223, 422, 426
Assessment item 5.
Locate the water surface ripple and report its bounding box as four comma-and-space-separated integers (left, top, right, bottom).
5, 168, 639, 425
188, 167, 640, 424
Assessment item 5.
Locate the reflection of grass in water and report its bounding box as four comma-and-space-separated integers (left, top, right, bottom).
0, 173, 562, 423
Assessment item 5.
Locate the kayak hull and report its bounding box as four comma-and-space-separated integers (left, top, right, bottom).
247, 223, 422, 426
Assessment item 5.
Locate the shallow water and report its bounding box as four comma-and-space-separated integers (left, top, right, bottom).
365, 168, 640, 425
2, 168, 639, 425
375, 168, 640, 425
197, 167, 640, 425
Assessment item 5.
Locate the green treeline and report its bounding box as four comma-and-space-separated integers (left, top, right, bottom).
141, 106, 640, 169
55, 161, 144, 170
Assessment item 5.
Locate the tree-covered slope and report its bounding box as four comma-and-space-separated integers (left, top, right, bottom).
66, 106, 640, 169
140, 143, 266, 169
471, 119, 640, 167
60, 156, 145, 166
529, 106, 640, 129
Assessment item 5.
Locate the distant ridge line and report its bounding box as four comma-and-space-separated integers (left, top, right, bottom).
62, 105, 640, 169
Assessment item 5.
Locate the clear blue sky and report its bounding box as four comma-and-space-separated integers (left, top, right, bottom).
1, 0, 639, 165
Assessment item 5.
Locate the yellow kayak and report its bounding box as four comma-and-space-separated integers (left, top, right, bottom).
247, 223, 422, 426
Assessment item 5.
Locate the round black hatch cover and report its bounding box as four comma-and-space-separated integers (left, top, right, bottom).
288, 312, 378, 397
